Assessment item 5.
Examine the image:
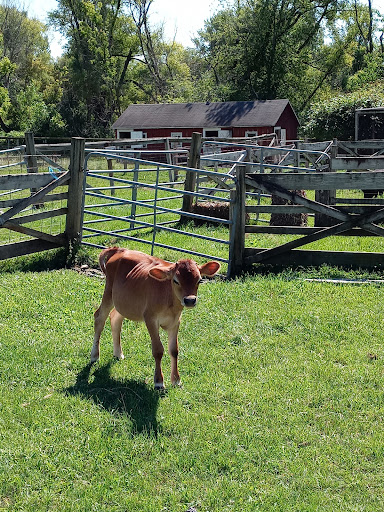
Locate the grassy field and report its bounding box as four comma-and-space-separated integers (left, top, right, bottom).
2, 151, 384, 510
1, 258, 384, 511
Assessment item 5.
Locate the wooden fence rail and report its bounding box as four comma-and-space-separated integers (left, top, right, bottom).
227, 165, 384, 276
0, 137, 84, 260
2, 134, 384, 275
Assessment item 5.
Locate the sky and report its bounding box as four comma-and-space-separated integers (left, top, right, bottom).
25, 0, 223, 58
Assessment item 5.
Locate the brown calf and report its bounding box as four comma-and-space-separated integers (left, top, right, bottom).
91, 247, 220, 388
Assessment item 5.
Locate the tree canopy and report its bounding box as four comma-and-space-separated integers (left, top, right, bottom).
1, 0, 384, 139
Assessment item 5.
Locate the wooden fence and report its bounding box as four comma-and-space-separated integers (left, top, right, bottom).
228, 165, 384, 275
0, 137, 85, 260
2, 134, 384, 276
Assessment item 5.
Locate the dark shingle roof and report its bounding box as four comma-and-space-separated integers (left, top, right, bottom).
112, 100, 296, 130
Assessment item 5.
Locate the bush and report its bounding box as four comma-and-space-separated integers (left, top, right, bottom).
302, 83, 384, 140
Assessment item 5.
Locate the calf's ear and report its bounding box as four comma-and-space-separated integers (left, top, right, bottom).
149, 265, 174, 281
199, 261, 221, 276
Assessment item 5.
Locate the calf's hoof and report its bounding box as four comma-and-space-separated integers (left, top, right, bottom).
114, 353, 125, 360
90, 352, 99, 364
154, 381, 165, 390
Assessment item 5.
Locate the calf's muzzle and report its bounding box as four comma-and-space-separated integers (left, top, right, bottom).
182, 295, 197, 308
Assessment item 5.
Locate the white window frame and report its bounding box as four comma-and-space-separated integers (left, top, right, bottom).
274, 126, 286, 144
203, 128, 220, 138
170, 132, 183, 149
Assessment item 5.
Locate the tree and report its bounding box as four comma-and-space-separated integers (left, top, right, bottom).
0, 2, 63, 135
192, 0, 381, 111
49, 0, 144, 136
128, 36, 194, 104
301, 82, 384, 140
49, 0, 196, 136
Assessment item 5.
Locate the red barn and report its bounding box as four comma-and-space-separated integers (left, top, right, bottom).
112, 100, 300, 144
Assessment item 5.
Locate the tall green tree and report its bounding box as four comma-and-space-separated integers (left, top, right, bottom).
192, 0, 380, 111
49, 0, 144, 136
0, 2, 62, 134
50, 0, 195, 136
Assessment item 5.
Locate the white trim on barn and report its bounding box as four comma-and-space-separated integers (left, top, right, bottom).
245, 130, 258, 138
115, 129, 147, 148
170, 132, 183, 148
274, 126, 286, 144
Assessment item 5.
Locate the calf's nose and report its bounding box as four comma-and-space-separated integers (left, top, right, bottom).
183, 296, 197, 308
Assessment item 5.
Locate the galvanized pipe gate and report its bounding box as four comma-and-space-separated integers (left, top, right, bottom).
81, 148, 239, 276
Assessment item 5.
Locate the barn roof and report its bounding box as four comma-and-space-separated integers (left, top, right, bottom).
112, 100, 298, 130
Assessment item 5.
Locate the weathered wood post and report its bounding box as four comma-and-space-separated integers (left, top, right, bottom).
65, 137, 85, 251
25, 132, 38, 174
245, 146, 253, 174
315, 139, 337, 227
294, 140, 301, 169
107, 156, 115, 196
165, 137, 175, 185
228, 165, 246, 278
180, 132, 202, 221
25, 132, 39, 197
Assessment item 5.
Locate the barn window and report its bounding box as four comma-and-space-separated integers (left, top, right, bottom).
204, 129, 219, 138
171, 132, 183, 149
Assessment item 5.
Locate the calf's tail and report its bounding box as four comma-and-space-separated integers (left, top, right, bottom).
98, 247, 121, 274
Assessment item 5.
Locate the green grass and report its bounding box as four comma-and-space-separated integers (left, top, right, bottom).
1, 267, 384, 510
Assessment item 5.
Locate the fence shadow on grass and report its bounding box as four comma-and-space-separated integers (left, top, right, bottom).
65, 361, 162, 436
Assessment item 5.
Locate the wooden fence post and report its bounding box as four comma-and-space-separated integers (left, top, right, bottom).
25, 132, 39, 197
228, 166, 246, 278
65, 137, 85, 249
25, 132, 38, 174
181, 132, 202, 219
315, 138, 337, 227
165, 137, 175, 185
107, 156, 115, 196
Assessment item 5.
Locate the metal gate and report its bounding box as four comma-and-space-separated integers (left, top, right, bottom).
81, 149, 236, 270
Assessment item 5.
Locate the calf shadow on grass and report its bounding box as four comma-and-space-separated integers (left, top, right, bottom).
65, 361, 162, 436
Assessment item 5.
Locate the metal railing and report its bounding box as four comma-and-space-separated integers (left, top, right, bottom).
82, 151, 235, 264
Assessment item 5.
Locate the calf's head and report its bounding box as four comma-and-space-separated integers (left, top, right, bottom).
149, 259, 220, 307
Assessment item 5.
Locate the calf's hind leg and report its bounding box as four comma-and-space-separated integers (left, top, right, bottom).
110, 308, 125, 360
91, 292, 114, 363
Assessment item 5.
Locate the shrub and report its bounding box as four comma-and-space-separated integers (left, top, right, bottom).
302, 83, 384, 140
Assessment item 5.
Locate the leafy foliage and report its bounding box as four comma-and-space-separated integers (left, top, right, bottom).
302, 82, 384, 140
49, 0, 142, 136
1, 0, 384, 139
191, 0, 365, 107
0, 4, 64, 135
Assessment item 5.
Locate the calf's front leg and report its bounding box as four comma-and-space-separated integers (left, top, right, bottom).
167, 323, 181, 386
144, 316, 164, 389
91, 298, 113, 363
